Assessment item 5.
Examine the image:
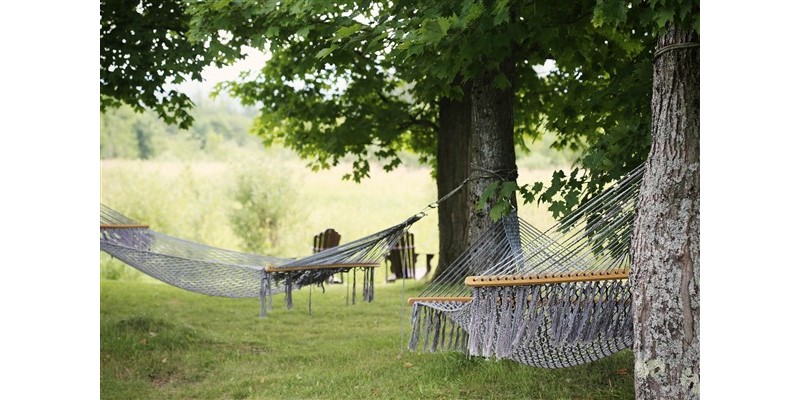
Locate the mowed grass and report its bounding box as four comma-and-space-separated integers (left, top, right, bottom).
101, 279, 634, 400
101, 150, 633, 399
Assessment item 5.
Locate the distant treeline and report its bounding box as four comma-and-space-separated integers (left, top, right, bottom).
100, 100, 263, 161
101, 100, 577, 168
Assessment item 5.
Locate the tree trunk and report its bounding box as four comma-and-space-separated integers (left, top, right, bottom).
631, 24, 699, 400
467, 58, 518, 246
434, 86, 472, 279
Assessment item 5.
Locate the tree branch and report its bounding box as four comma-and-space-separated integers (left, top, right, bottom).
399, 118, 439, 132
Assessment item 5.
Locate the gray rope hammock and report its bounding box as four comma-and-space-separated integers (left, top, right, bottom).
101, 204, 422, 317
407, 164, 644, 369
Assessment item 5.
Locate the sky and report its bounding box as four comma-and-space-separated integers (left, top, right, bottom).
170, 46, 271, 102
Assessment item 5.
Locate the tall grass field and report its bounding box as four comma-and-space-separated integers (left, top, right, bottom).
100, 147, 634, 399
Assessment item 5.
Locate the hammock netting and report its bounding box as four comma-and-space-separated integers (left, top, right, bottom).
101, 164, 644, 370
263, 214, 421, 311
100, 205, 419, 316
100, 205, 287, 299
408, 164, 644, 369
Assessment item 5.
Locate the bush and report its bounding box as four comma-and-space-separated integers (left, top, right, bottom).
100, 253, 146, 281
228, 162, 304, 255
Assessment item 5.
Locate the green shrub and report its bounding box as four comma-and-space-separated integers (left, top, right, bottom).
100, 253, 145, 281
228, 162, 304, 255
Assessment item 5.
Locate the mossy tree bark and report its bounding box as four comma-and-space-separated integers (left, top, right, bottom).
631, 24, 700, 400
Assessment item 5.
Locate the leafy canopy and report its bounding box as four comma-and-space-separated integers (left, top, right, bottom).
101, 0, 698, 219
100, 0, 244, 128
186, 0, 652, 191
505, 0, 698, 220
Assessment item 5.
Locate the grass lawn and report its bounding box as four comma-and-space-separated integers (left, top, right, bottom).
101, 278, 634, 399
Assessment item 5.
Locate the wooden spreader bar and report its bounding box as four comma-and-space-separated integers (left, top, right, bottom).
407, 296, 473, 305
100, 224, 150, 230
265, 262, 380, 273
465, 268, 629, 287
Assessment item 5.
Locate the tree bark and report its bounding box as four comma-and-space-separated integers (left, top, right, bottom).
434, 86, 472, 279
467, 58, 518, 246
631, 24, 700, 400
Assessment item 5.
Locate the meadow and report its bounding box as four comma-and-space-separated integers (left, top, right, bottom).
100, 143, 634, 399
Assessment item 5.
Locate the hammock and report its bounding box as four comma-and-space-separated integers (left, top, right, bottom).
408, 164, 643, 368
263, 214, 422, 311
100, 205, 421, 316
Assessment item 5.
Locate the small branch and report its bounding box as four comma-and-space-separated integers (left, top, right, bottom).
399, 118, 439, 132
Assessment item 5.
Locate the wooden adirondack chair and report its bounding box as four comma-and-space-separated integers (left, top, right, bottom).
387, 232, 414, 281
313, 228, 342, 283
386, 232, 434, 282
313, 228, 341, 253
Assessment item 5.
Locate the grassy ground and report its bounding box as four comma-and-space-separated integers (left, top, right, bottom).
101, 279, 634, 399
101, 147, 633, 399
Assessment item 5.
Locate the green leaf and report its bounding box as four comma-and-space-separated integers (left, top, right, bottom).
210, 0, 231, 11
477, 181, 500, 209
489, 202, 510, 221
462, 2, 485, 24
296, 26, 310, 39
265, 26, 280, 38
315, 47, 335, 59
492, 1, 510, 26
250, 34, 266, 49
492, 73, 511, 90
493, 0, 510, 14
419, 19, 447, 45
654, 8, 675, 28
592, 0, 627, 28
548, 201, 567, 219
438, 17, 451, 34
564, 190, 580, 210
365, 32, 388, 53
498, 181, 518, 199
520, 186, 536, 203
263, 0, 280, 11
334, 24, 361, 40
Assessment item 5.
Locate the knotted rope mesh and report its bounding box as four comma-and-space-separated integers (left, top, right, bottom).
101, 205, 423, 316
263, 214, 422, 311
409, 164, 644, 368
101, 205, 287, 300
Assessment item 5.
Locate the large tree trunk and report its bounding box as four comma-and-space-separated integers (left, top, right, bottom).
467, 58, 518, 246
434, 86, 472, 279
631, 24, 700, 400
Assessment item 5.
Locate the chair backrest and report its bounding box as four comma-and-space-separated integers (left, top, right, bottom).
313, 228, 341, 253
389, 232, 416, 279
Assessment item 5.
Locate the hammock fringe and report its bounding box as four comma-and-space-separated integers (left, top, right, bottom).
409, 303, 469, 353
